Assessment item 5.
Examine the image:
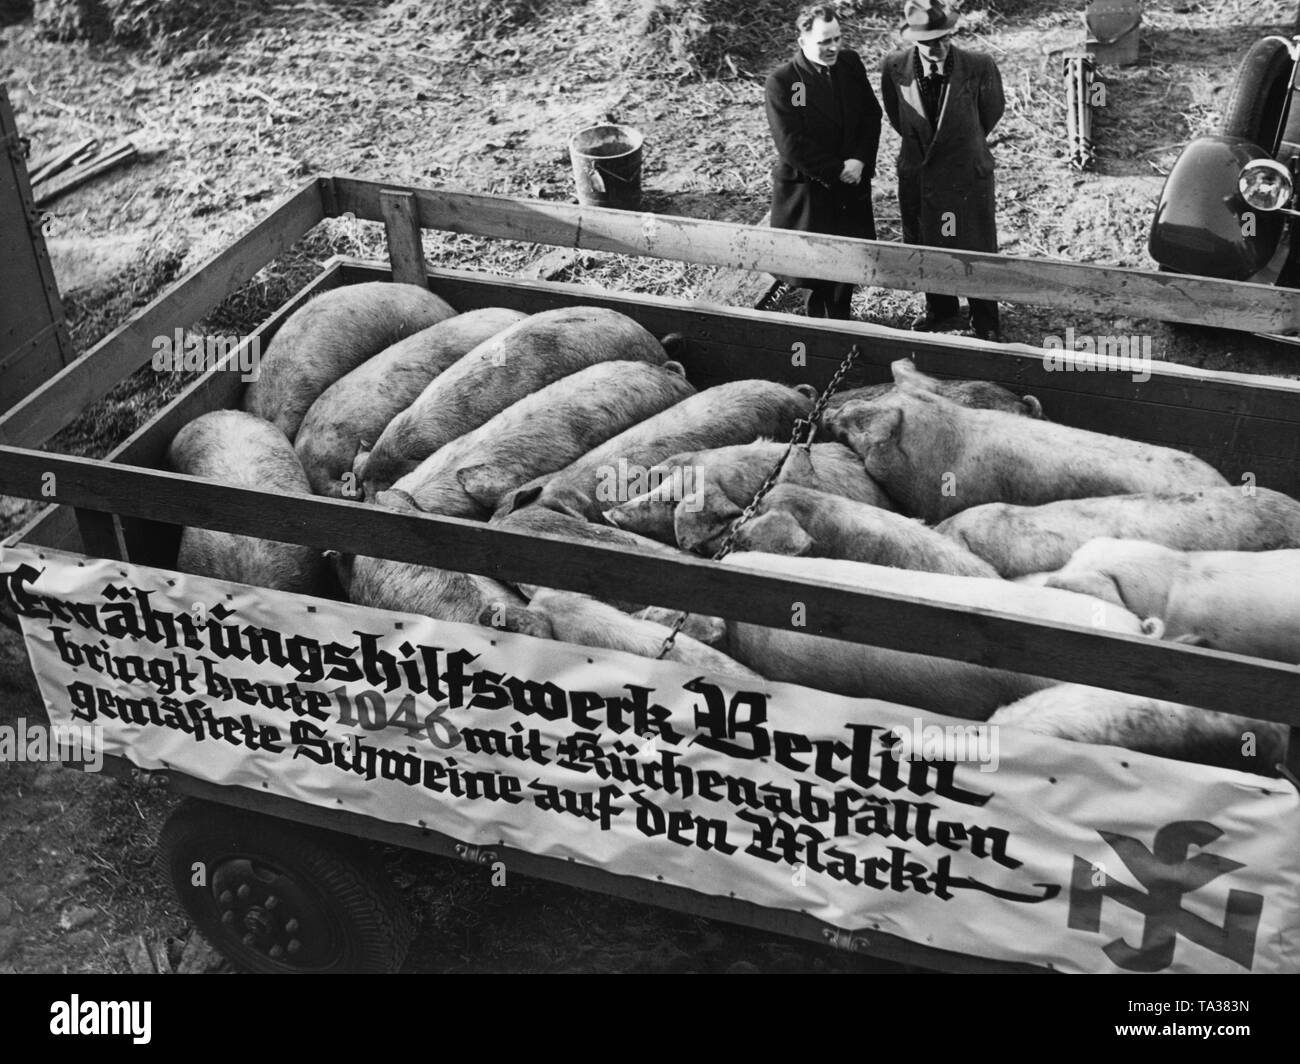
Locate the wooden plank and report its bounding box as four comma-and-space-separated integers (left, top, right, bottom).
327, 178, 1300, 333
0, 85, 74, 408
694, 210, 777, 309
157, 764, 1041, 973
0, 177, 326, 450
33, 141, 137, 207
27, 136, 97, 185
379, 188, 428, 288
4, 448, 1298, 722
389, 262, 1300, 424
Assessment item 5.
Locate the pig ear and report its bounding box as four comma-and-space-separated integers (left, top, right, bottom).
498, 484, 543, 516
457, 464, 513, 510
891, 358, 936, 392
375, 488, 419, 512
1022, 394, 1044, 419
675, 499, 740, 553
794, 383, 819, 400
743, 511, 815, 556
550, 492, 591, 522
659, 332, 686, 357
856, 406, 904, 447
663, 360, 687, 377
478, 602, 554, 640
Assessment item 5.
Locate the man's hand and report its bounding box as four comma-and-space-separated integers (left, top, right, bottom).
839, 158, 865, 184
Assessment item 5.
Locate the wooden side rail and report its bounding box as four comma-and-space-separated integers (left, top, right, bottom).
1, 447, 1296, 724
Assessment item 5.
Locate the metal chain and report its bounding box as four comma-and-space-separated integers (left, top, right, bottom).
655, 343, 861, 659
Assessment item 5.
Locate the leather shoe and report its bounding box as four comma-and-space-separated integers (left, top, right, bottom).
909, 312, 964, 333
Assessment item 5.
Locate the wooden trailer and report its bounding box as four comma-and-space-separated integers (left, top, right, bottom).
1, 178, 1299, 974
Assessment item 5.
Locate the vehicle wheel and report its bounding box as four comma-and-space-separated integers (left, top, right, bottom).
157, 799, 414, 973
1222, 37, 1293, 149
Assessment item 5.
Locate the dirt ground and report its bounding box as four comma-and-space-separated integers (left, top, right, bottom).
2, 0, 1299, 974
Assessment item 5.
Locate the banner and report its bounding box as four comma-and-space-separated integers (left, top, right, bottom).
3, 543, 1298, 973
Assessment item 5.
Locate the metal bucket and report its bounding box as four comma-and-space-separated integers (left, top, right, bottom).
569, 124, 643, 210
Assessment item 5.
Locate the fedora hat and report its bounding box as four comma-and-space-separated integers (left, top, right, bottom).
900, 0, 960, 41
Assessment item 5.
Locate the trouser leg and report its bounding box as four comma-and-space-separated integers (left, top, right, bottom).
968, 298, 1000, 336
805, 282, 854, 320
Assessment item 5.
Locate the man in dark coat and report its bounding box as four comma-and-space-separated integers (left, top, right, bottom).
765, 4, 883, 320
881, 0, 1005, 339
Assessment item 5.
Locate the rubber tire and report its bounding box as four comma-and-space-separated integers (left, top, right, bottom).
157, 799, 414, 973
1222, 37, 1293, 149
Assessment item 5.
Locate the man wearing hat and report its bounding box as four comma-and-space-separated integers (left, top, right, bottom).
881, 0, 1005, 340
765, 4, 882, 320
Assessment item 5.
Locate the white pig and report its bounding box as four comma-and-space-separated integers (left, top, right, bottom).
603, 440, 891, 545
725, 484, 998, 577
168, 410, 326, 594
361, 306, 669, 496
294, 308, 526, 498
828, 359, 1228, 522
936, 488, 1300, 578
485, 588, 765, 686
388, 360, 694, 518
499, 380, 818, 523
990, 684, 1286, 775
1044, 538, 1300, 662
717, 552, 1147, 717
336, 493, 544, 633
489, 500, 686, 612
825, 366, 1044, 418
245, 281, 456, 441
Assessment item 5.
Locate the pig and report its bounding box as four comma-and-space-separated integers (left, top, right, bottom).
489, 496, 686, 611
337, 492, 544, 633
387, 360, 695, 518
825, 365, 1044, 418
935, 488, 1300, 578
498, 380, 818, 523
167, 410, 326, 594
603, 440, 890, 545
244, 281, 456, 441
484, 588, 765, 686
989, 684, 1286, 775
717, 552, 1147, 717
361, 306, 670, 496
294, 308, 526, 499
828, 359, 1228, 522
1044, 538, 1300, 662
723, 484, 998, 577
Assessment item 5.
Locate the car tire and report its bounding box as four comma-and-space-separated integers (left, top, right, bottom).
158, 798, 414, 973
1222, 37, 1293, 150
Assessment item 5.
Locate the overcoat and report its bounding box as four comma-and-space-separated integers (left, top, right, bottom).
880, 44, 1004, 252
764, 47, 882, 287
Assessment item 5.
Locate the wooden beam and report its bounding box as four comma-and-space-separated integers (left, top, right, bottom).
0, 178, 326, 450
3, 446, 1297, 723
379, 188, 428, 288
693, 209, 778, 308
326, 178, 1300, 334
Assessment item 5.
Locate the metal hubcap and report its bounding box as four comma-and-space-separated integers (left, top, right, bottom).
210, 857, 336, 969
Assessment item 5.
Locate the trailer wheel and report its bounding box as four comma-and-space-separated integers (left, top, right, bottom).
1222, 37, 1293, 149
157, 799, 413, 973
